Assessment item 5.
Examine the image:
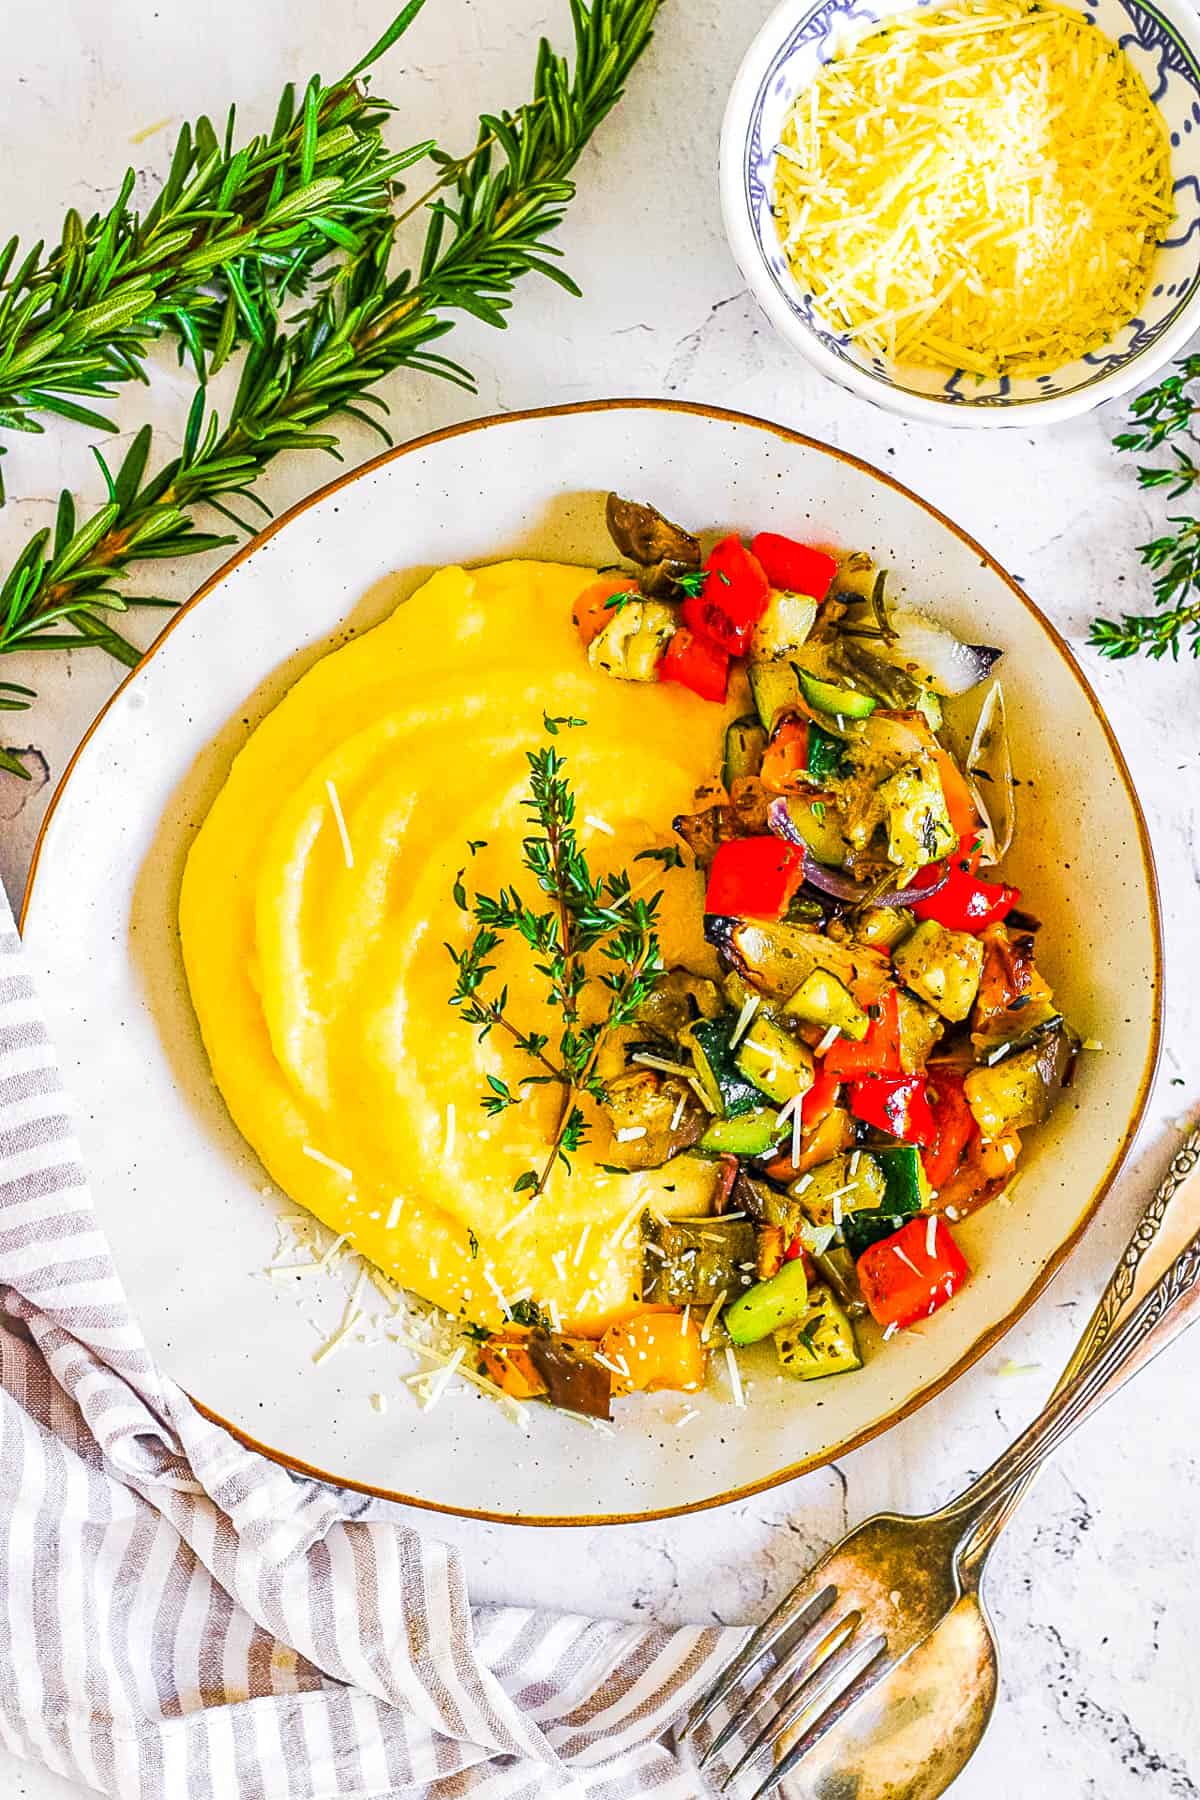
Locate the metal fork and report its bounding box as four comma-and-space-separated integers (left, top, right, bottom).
677, 1209, 1200, 1798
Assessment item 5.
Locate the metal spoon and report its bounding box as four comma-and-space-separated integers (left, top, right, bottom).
781, 1124, 1200, 1800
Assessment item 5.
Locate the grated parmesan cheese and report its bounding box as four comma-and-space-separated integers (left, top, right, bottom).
772, 0, 1173, 378
325, 778, 355, 869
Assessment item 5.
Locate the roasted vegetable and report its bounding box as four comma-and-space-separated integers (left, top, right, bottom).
896, 988, 945, 1071
735, 1012, 815, 1105
527, 1333, 613, 1419
723, 715, 768, 786
756, 1222, 787, 1279
853, 907, 912, 951
971, 996, 1064, 1063
840, 1144, 930, 1257
700, 1106, 787, 1155
833, 634, 943, 731
784, 968, 870, 1040
684, 1015, 763, 1117
725, 1259, 810, 1346
769, 792, 849, 866
856, 1215, 968, 1330
964, 1026, 1076, 1137
601, 1309, 708, 1393
641, 1216, 758, 1307
673, 778, 772, 865
775, 1284, 862, 1379
894, 920, 985, 1023
708, 916, 890, 1005
606, 492, 701, 595
875, 760, 956, 869
477, 1335, 547, 1400
750, 590, 818, 662
636, 967, 724, 1039
600, 1069, 705, 1168
797, 668, 877, 721
791, 1150, 887, 1227
749, 659, 803, 731
587, 596, 676, 680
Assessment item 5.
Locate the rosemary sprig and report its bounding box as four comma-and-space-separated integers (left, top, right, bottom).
1092, 356, 1200, 660
448, 721, 665, 1201
0, 0, 663, 773
0, 1, 433, 479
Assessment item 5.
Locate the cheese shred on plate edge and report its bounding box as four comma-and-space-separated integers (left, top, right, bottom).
772, 0, 1173, 377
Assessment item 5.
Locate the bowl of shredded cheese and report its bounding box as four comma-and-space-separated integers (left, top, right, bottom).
721, 0, 1200, 423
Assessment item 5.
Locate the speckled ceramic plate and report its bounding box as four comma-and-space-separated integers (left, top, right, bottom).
19, 401, 1162, 1524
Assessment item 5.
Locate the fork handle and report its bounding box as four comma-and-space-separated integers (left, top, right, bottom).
959, 1132, 1200, 1575
941, 1221, 1200, 1530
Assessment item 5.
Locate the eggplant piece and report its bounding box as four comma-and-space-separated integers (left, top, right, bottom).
964, 1025, 1077, 1138
673, 779, 772, 865
707, 915, 889, 1005
605, 493, 701, 597
636, 967, 724, 1039
734, 1170, 805, 1241
641, 1216, 758, 1307
600, 1069, 705, 1169
971, 997, 1064, 1064
527, 1333, 613, 1420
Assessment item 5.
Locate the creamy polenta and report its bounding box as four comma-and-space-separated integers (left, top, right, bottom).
179, 561, 734, 1335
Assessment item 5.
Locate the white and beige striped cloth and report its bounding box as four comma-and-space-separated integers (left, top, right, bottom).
0, 883, 754, 1799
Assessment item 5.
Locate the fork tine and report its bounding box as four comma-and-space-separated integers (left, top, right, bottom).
677, 1581, 838, 1744
744, 1634, 891, 1800
713, 1609, 864, 1785
699, 1606, 862, 1770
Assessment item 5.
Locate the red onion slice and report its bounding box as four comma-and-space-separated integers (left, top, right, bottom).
768, 798, 949, 906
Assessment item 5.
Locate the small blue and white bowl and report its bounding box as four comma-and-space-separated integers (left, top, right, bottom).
720, 0, 1200, 425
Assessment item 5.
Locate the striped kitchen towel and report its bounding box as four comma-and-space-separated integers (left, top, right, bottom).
0, 883, 752, 1799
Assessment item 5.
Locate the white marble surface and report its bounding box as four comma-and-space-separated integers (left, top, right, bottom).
2, 2, 1199, 1796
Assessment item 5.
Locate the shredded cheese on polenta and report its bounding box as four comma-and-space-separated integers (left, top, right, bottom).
773, 0, 1173, 377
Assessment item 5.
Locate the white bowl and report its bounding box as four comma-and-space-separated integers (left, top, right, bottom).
720, 0, 1200, 426
20, 402, 1161, 1523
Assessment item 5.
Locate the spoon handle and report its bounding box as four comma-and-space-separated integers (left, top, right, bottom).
957, 1127, 1200, 1575
940, 1211, 1200, 1530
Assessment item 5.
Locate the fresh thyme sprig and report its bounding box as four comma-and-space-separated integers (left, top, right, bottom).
0, 1, 433, 476
447, 722, 666, 1201
1092, 356, 1200, 660
0, 0, 664, 775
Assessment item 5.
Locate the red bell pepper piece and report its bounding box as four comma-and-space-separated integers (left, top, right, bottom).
801, 1068, 841, 1130
822, 988, 903, 1078
911, 839, 1019, 934
921, 1070, 979, 1190
856, 1215, 969, 1330
750, 533, 838, 601
681, 535, 770, 656
659, 627, 730, 702
848, 1073, 937, 1147
704, 837, 804, 919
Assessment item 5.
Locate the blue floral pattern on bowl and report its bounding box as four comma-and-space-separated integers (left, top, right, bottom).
740, 0, 1200, 409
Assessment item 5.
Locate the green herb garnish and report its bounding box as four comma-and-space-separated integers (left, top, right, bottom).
449, 725, 665, 1200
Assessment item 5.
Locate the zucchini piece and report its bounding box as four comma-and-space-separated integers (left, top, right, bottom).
642, 1216, 758, 1307
964, 1025, 1076, 1137
894, 920, 985, 1023
700, 1107, 788, 1156
784, 968, 870, 1040
877, 1143, 932, 1212
797, 668, 876, 721
735, 1013, 815, 1106
723, 714, 767, 787
854, 907, 913, 952
749, 660, 802, 731
725, 1259, 810, 1347
790, 1150, 887, 1227
896, 989, 945, 1072
586, 597, 676, 681
875, 760, 956, 869
775, 1284, 862, 1379
806, 721, 847, 783
750, 590, 818, 662
683, 1016, 762, 1118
